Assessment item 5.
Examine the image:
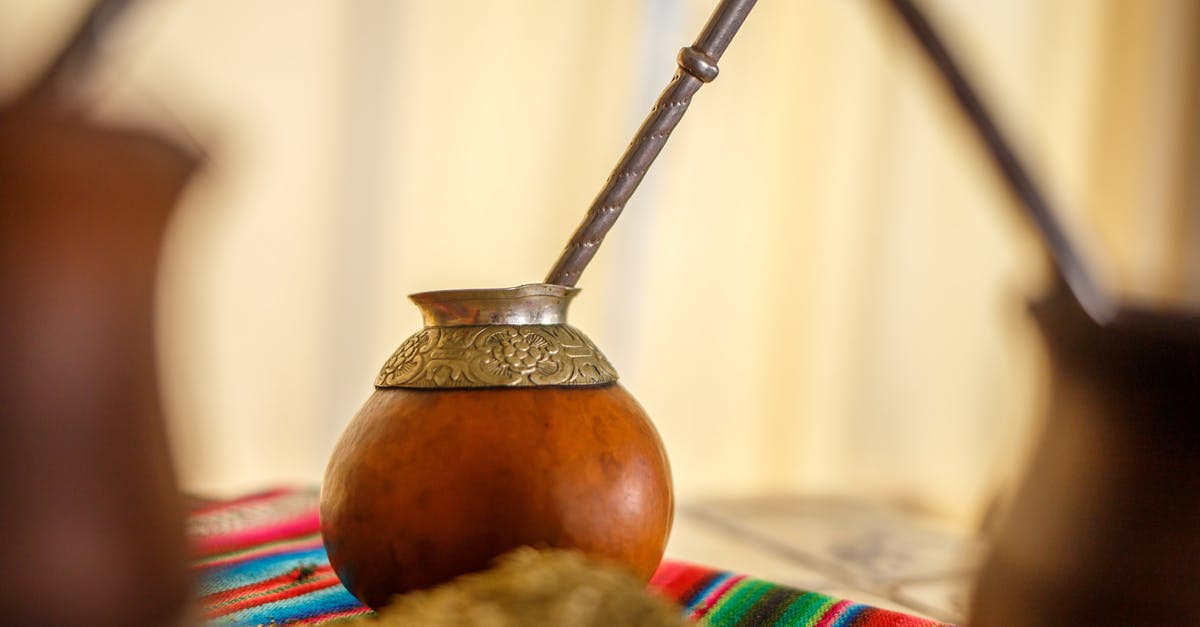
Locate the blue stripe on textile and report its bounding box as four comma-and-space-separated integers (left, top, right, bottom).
218, 583, 365, 626
832, 604, 868, 627
684, 571, 736, 612
198, 546, 332, 594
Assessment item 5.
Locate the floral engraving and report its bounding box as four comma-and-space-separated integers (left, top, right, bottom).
375, 324, 617, 388
377, 330, 431, 381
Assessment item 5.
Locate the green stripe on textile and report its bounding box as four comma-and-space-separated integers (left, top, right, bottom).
734, 587, 803, 627
703, 579, 773, 626
803, 597, 840, 627
776, 592, 837, 627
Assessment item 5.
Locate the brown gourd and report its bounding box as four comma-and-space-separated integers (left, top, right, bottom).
320, 285, 673, 609
320, 0, 761, 606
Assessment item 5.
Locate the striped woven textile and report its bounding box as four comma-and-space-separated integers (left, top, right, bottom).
189, 488, 953, 626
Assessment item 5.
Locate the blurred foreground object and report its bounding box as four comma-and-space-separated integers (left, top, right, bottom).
970, 284, 1200, 626
0, 1, 199, 621
0, 97, 198, 626
344, 548, 687, 627
885, 0, 1200, 623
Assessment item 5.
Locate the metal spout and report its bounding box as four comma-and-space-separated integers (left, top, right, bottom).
410, 284, 579, 327
377, 284, 616, 389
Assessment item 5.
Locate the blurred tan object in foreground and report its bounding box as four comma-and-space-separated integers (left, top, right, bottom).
346, 548, 687, 627
0, 26, 199, 623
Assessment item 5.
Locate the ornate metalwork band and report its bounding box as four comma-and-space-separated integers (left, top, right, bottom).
375, 324, 618, 389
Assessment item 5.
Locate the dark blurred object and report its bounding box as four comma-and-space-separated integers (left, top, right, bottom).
971, 283, 1200, 626
0, 1, 199, 625
885, 0, 1114, 325
884, 0, 1200, 624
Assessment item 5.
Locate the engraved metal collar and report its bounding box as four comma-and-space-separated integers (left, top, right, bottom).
375, 284, 618, 389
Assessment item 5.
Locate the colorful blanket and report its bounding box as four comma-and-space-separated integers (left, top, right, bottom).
188, 488, 953, 626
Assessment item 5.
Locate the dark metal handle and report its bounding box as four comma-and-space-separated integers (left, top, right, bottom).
884, 0, 1115, 324
25, 0, 137, 102
545, 0, 757, 287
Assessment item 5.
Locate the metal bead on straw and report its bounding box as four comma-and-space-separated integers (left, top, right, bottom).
544, 0, 758, 288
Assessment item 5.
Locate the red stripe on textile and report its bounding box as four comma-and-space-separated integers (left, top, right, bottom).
647, 560, 690, 588
814, 599, 854, 626
205, 569, 341, 618
203, 564, 335, 606
192, 510, 321, 558
646, 563, 682, 600
648, 560, 716, 602
188, 488, 295, 516
192, 535, 325, 570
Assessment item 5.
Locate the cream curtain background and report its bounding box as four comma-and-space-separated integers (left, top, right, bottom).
2, 0, 1196, 530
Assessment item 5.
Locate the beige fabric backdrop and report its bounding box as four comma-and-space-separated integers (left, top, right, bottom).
2, 0, 1195, 529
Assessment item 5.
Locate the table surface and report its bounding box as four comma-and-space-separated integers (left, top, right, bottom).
665, 496, 982, 624
190, 489, 966, 625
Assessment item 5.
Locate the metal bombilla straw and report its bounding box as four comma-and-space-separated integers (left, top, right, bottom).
546, 0, 1119, 333
545, 0, 758, 287
321, 6, 765, 602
